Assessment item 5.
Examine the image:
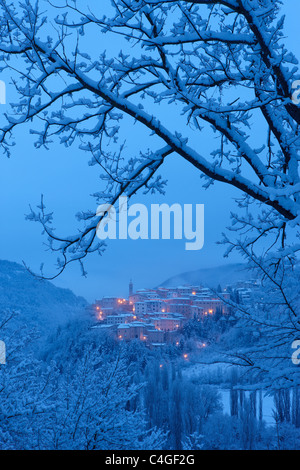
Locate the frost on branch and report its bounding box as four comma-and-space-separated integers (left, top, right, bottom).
0, 0, 299, 279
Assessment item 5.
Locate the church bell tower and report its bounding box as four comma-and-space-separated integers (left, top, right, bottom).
129, 279, 133, 297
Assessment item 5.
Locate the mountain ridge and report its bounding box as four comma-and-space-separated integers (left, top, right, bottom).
159, 263, 251, 289
0, 259, 88, 337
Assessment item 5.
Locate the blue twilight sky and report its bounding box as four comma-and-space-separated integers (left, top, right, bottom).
0, 0, 299, 302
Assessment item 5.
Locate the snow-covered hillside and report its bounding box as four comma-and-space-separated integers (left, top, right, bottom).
0, 260, 87, 336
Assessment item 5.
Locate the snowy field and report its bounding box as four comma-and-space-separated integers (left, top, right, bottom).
221, 390, 275, 425
184, 362, 275, 425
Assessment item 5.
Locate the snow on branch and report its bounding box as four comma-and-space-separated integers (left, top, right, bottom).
0, 0, 299, 276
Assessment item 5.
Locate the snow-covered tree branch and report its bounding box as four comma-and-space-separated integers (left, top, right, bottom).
0, 0, 299, 275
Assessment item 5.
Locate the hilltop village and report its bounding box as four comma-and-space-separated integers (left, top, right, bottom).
90, 279, 259, 348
